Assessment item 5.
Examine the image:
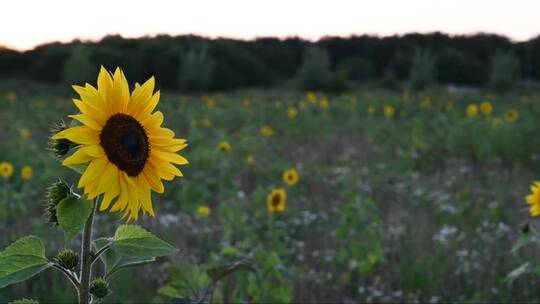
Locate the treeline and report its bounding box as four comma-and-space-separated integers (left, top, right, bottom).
1, 32, 539, 91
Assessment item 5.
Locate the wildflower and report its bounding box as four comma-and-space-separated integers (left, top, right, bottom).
20, 166, 33, 181
0, 162, 14, 178
20, 128, 31, 139
245, 155, 255, 165
466, 104, 478, 118
52, 67, 188, 221
505, 109, 518, 122
267, 188, 286, 213
480, 102, 493, 116
261, 125, 274, 137
526, 181, 540, 217
319, 98, 329, 109
367, 105, 375, 114
242, 99, 251, 107
306, 91, 317, 104
383, 105, 395, 119
492, 118, 504, 128
197, 206, 211, 217
218, 141, 231, 152
287, 107, 298, 119
283, 168, 299, 186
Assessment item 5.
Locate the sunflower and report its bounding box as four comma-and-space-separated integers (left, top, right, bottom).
306, 91, 317, 104
319, 98, 329, 109
526, 181, 540, 217
383, 105, 395, 119
52, 67, 188, 221
197, 205, 211, 217
261, 125, 274, 137
218, 141, 231, 152
20, 128, 31, 139
466, 104, 478, 118
505, 109, 518, 122
245, 154, 256, 165
283, 168, 299, 186
0, 161, 14, 178
267, 188, 286, 213
480, 102, 493, 116
21, 165, 33, 181
287, 107, 298, 119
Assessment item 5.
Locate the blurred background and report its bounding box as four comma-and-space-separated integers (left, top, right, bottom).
2, 0, 540, 303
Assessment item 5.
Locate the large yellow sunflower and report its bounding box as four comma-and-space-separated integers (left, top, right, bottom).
267, 188, 286, 213
53, 67, 188, 220
526, 181, 540, 217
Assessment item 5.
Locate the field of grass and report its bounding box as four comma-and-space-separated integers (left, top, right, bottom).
1, 81, 540, 302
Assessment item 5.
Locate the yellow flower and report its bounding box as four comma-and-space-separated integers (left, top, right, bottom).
505, 109, 518, 122
242, 99, 251, 107
274, 101, 282, 108
52, 67, 188, 221
383, 105, 395, 119
492, 117, 504, 128
202, 96, 215, 108
287, 107, 298, 119
202, 118, 213, 128
526, 181, 540, 217
20, 128, 31, 139
283, 168, 299, 186
0, 162, 14, 178
466, 104, 478, 118
306, 91, 317, 104
367, 105, 375, 114
267, 188, 286, 213
319, 98, 329, 109
197, 205, 211, 217
245, 155, 255, 165
20, 166, 33, 181
480, 102, 493, 116
260, 125, 274, 137
218, 141, 231, 152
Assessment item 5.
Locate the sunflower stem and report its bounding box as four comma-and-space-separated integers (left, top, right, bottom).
78, 198, 98, 304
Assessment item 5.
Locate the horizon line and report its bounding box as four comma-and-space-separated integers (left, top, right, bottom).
3, 30, 539, 52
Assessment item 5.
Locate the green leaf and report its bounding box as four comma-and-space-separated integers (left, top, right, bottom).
112, 225, 177, 258
0, 236, 50, 288
93, 238, 155, 277
57, 197, 93, 241
9, 299, 39, 304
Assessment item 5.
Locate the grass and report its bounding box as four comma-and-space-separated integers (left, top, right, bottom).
0, 82, 539, 302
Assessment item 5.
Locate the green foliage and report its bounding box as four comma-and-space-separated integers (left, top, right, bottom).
62, 44, 96, 85
296, 46, 332, 90
178, 45, 214, 91
490, 51, 520, 92
112, 225, 177, 258
0, 236, 50, 288
8, 299, 39, 304
93, 237, 155, 278
337, 56, 375, 82
57, 197, 93, 241
409, 50, 437, 90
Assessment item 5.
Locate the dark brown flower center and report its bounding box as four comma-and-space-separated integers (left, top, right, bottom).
100, 114, 149, 177
272, 194, 281, 207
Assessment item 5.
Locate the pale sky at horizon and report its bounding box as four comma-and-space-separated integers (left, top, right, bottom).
2, 0, 540, 51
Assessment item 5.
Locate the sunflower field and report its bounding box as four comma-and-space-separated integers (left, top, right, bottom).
1, 76, 540, 302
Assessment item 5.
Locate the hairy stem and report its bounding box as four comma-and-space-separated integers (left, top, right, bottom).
52, 263, 80, 289
78, 198, 98, 304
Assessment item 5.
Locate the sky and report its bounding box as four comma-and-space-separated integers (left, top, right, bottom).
2, 0, 540, 50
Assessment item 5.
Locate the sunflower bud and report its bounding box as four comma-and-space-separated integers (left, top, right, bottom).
48, 120, 75, 159
56, 249, 79, 270
89, 278, 110, 299
44, 180, 71, 225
